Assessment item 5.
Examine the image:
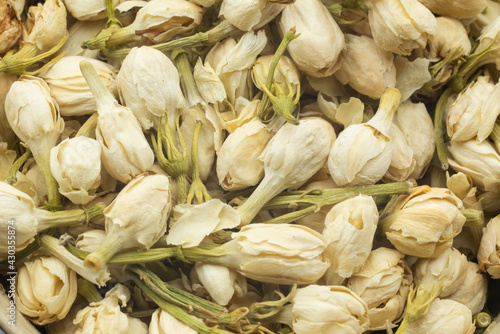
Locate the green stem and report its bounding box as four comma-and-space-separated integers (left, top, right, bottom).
450, 38, 500, 93
187, 121, 211, 204
35, 203, 105, 231
80, 60, 116, 111
29, 138, 61, 211
6, 150, 31, 185
0, 36, 67, 75
367, 88, 401, 133
81, 0, 123, 51
84, 233, 126, 271
434, 87, 453, 170
462, 208, 484, 227
129, 309, 158, 318
105, 0, 122, 28
68, 243, 226, 267
76, 113, 98, 138
261, 205, 318, 224
237, 176, 285, 227
77, 278, 103, 303
173, 48, 202, 106
153, 115, 190, 203
103, 20, 238, 59
258, 28, 300, 120
126, 267, 234, 334
127, 265, 225, 317
474, 312, 492, 329
176, 175, 188, 205
40, 234, 110, 287
67, 244, 178, 264
105, 25, 140, 47
263, 181, 413, 210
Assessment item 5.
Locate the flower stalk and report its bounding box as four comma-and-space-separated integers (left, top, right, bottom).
77, 278, 103, 303
84, 233, 126, 271
76, 112, 98, 138
0, 36, 67, 75
81, 0, 123, 51
36, 202, 105, 231
6, 150, 31, 185
257, 28, 300, 124
395, 284, 441, 334
151, 116, 189, 204
126, 264, 242, 334
187, 120, 211, 204
40, 234, 110, 287
262, 181, 413, 210
102, 20, 238, 59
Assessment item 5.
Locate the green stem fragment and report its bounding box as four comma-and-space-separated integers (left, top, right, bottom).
187, 121, 211, 204
261, 205, 318, 225
0, 36, 67, 75
6, 150, 31, 185
257, 28, 300, 124
462, 208, 484, 227
84, 232, 126, 271
35, 202, 105, 231
77, 278, 103, 303
474, 312, 492, 329
126, 265, 236, 334
76, 112, 98, 138
103, 20, 238, 59
263, 181, 413, 210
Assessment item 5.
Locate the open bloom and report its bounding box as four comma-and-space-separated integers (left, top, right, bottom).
428, 17, 471, 61
478, 214, 500, 278
115, 0, 202, 44
346, 248, 412, 330
290, 285, 369, 334
369, 0, 437, 55
447, 138, 500, 191
16, 256, 77, 325
24, 0, 67, 52
0, 0, 22, 54
406, 299, 475, 334
74, 284, 148, 334
446, 76, 500, 143
380, 186, 466, 258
